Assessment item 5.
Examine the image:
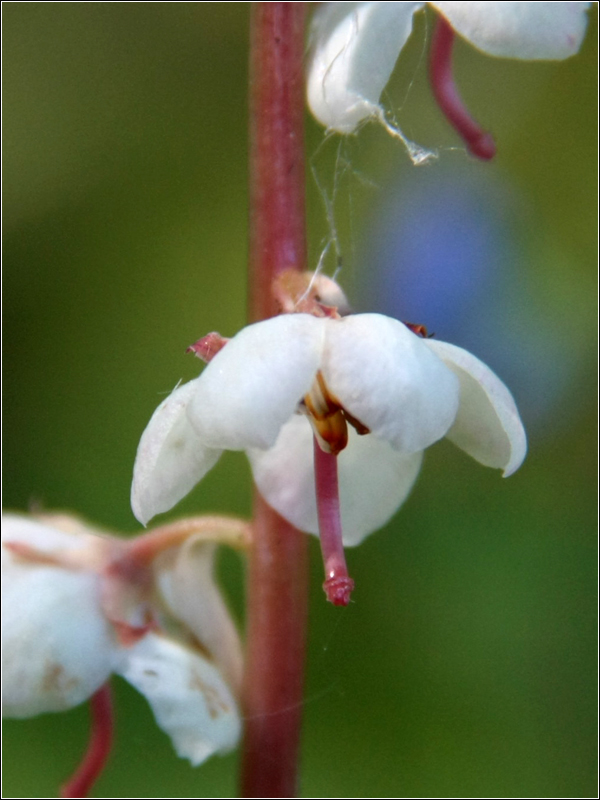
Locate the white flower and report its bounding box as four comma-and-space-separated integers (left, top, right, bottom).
131, 311, 526, 546
2, 512, 246, 766
307, 1, 590, 157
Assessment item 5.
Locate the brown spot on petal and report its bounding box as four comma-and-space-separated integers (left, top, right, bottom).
42, 662, 80, 698
189, 670, 230, 719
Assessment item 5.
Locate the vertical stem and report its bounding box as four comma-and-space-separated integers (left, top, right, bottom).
247, 1, 307, 322
241, 500, 309, 798
241, 3, 309, 798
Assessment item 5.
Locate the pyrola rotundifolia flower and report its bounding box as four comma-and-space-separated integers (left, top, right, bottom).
2, 512, 248, 770
307, 2, 590, 159
131, 273, 526, 605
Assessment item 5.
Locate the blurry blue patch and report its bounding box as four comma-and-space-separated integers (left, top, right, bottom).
356, 163, 584, 436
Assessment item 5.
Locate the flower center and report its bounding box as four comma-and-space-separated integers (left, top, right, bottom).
303, 371, 369, 456
304, 372, 348, 455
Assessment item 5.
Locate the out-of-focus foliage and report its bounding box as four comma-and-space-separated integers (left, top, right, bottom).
3, 4, 596, 798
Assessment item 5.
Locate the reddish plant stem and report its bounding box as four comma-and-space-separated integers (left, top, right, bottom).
240, 3, 309, 798
241, 498, 309, 798
429, 15, 496, 160
60, 684, 114, 799
247, 2, 308, 321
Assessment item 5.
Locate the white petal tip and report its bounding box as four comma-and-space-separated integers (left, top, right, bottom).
131, 380, 222, 525
119, 634, 241, 765
307, 2, 423, 133
501, 436, 528, 478
424, 339, 527, 476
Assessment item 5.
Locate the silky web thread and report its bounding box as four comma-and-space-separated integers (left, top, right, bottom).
309, 133, 345, 286
309, 8, 444, 283
309, 133, 377, 293
377, 9, 438, 165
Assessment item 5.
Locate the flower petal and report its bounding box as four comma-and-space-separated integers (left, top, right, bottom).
322, 314, 460, 452
188, 314, 325, 450
248, 415, 423, 545
307, 1, 424, 133
432, 2, 590, 60
117, 632, 241, 766
2, 515, 117, 717
424, 339, 526, 475
155, 536, 243, 694
131, 380, 222, 526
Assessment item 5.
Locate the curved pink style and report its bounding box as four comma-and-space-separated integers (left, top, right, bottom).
60, 683, 114, 799
430, 14, 496, 160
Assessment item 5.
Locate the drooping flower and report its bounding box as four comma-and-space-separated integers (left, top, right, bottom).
131, 274, 526, 605
2, 511, 249, 793
307, 2, 590, 159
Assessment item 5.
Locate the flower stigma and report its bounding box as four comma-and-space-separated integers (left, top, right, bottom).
313, 436, 355, 606
302, 369, 371, 606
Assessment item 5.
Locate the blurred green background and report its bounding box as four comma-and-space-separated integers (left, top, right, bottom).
3, 4, 597, 798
